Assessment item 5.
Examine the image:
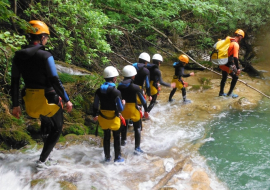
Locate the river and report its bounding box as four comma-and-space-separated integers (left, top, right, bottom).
0, 61, 269, 190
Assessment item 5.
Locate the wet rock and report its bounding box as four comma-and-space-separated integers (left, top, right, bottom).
160, 187, 177, 190
191, 170, 211, 190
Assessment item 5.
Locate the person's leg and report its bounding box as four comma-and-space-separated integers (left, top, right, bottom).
120, 121, 128, 146
219, 70, 228, 96
147, 94, 157, 113
39, 94, 63, 162
103, 129, 111, 161
113, 127, 124, 162
227, 73, 239, 96
133, 120, 143, 153
181, 87, 187, 101
169, 88, 177, 102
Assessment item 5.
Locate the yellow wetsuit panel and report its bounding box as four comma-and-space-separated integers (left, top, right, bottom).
121, 103, 141, 122
98, 110, 121, 131
172, 76, 183, 89
23, 89, 60, 118
150, 81, 158, 96
136, 86, 144, 105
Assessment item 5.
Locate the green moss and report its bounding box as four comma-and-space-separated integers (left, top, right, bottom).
59, 181, 77, 190
202, 85, 212, 90
88, 123, 104, 137
199, 77, 211, 85
0, 130, 33, 149
58, 73, 78, 84
63, 124, 89, 136
190, 85, 201, 90
58, 134, 66, 143
31, 179, 46, 188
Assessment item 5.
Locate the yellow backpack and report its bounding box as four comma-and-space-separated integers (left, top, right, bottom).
210, 36, 231, 65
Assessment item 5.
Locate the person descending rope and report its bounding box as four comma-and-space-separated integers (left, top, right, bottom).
219, 29, 245, 98
130, 52, 151, 124
118, 65, 149, 154
93, 66, 125, 163
11, 20, 73, 169
147, 54, 175, 112
168, 54, 194, 103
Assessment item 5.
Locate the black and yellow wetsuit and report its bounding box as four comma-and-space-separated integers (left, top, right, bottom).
117, 78, 147, 149
132, 63, 151, 104
11, 44, 70, 162
168, 61, 191, 102
93, 82, 124, 161
147, 63, 170, 112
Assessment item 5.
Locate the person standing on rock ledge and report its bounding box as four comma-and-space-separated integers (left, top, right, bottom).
11, 20, 73, 169
219, 29, 245, 98
168, 54, 194, 103
93, 66, 126, 163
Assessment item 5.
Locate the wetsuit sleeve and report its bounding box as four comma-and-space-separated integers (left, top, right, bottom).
180, 67, 190, 78
156, 70, 170, 87
11, 58, 20, 107
233, 43, 240, 69
93, 91, 100, 116
137, 89, 148, 111
46, 56, 70, 102
145, 70, 151, 96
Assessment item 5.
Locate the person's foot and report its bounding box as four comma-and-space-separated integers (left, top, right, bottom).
121, 140, 126, 146
183, 99, 191, 104
168, 99, 175, 102
105, 156, 111, 162
134, 147, 144, 155
36, 160, 49, 170
114, 156, 125, 163
227, 93, 238, 98
219, 93, 227, 96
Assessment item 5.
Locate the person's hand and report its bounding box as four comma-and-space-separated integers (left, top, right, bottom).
122, 99, 126, 105
12, 106, 21, 119
190, 72, 195, 76
237, 69, 241, 75
144, 112, 149, 119
171, 82, 176, 88
93, 116, 98, 122
148, 96, 152, 101
65, 101, 73, 113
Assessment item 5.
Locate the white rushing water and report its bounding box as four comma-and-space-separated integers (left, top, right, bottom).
0, 101, 228, 190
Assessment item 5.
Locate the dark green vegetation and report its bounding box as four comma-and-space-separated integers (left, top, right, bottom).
1, 0, 270, 150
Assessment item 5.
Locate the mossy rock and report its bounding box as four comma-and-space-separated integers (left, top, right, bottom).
0, 130, 34, 149
31, 179, 77, 190
59, 181, 77, 190
62, 124, 89, 136
64, 134, 102, 146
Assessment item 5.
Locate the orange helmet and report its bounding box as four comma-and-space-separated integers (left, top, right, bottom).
28, 20, 50, 35
178, 54, 189, 64
235, 29, 245, 38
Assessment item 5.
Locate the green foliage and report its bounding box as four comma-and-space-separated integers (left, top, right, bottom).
64, 124, 89, 136
58, 73, 78, 84
24, 0, 122, 65
199, 77, 211, 85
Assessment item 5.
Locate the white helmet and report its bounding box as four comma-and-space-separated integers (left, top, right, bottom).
152, 54, 163, 62
103, 66, 119, 78
122, 65, 137, 77
139, 52, 150, 62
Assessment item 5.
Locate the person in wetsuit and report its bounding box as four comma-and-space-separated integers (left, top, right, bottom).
147, 54, 175, 112
168, 54, 194, 103
93, 66, 125, 162
129, 52, 151, 124
219, 29, 244, 98
11, 20, 73, 169
117, 65, 149, 153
